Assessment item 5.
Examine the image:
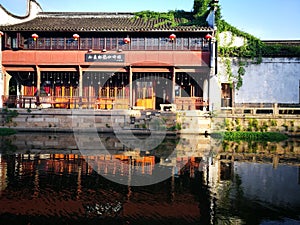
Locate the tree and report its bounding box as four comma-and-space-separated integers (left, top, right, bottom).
193, 0, 210, 15
193, 0, 212, 26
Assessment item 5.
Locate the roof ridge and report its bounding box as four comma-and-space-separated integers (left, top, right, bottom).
39, 11, 135, 15
37, 11, 135, 18
39, 11, 135, 14
0, 14, 212, 32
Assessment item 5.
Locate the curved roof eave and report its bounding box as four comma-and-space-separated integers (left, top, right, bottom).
0, 10, 213, 33
0, 27, 213, 32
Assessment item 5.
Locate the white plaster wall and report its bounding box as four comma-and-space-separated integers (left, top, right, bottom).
218, 58, 300, 104
218, 31, 246, 48
0, 0, 42, 26
209, 75, 221, 110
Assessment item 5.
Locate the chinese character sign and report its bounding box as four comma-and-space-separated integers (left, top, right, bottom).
85, 54, 125, 62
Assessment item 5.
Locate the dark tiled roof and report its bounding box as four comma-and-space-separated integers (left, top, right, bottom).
262, 40, 300, 46
0, 12, 212, 32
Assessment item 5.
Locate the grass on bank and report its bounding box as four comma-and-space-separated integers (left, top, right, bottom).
0, 128, 17, 136
211, 131, 288, 142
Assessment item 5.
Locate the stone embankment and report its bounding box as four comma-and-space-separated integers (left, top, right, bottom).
0, 108, 212, 134
0, 108, 299, 136
212, 112, 300, 137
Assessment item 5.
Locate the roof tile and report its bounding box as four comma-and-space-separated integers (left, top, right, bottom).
0, 12, 212, 32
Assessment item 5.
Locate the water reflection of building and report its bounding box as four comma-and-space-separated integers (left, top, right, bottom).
0, 153, 205, 223
0, 154, 8, 193
235, 162, 300, 207
203, 153, 300, 224
0, 133, 213, 178
1, 148, 300, 224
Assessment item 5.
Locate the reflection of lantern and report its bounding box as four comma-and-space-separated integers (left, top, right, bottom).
32, 33, 39, 41
205, 33, 213, 40
73, 33, 80, 40
169, 33, 176, 41
0, 31, 3, 37
123, 37, 130, 44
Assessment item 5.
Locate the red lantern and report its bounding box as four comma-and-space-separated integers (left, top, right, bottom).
0, 31, 3, 37
123, 37, 130, 44
32, 33, 39, 41
169, 33, 176, 41
73, 33, 80, 40
205, 33, 213, 40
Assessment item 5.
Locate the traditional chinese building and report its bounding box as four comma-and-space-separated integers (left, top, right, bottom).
0, 0, 216, 111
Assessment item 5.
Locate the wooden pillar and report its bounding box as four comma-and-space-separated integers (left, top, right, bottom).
106, 86, 109, 98
62, 86, 65, 97
78, 66, 83, 97
98, 87, 101, 98
129, 66, 133, 108
78, 66, 83, 109
114, 87, 117, 98
172, 67, 176, 104
36, 66, 41, 96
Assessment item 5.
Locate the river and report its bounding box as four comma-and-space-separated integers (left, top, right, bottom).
0, 133, 299, 225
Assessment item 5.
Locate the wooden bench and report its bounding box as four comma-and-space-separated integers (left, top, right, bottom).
160, 104, 177, 111
94, 98, 114, 109
132, 106, 145, 110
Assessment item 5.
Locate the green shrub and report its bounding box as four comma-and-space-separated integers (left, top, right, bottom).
212, 131, 288, 142
260, 121, 269, 132
270, 119, 277, 127
224, 118, 231, 131
236, 125, 242, 131
2, 109, 19, 124
0, 128, 17, 136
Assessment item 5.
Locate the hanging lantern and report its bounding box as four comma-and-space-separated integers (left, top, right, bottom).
123, 37, 130, 44
205, 33, 213, 40
32, 33, 39, 41
0, 31, 4, 37
169, 33, 176, 41
73, 33, 80, 40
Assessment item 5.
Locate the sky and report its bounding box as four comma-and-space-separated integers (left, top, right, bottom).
0, 0, 299, 40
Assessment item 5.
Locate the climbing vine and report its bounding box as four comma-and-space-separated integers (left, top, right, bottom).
215, 14, 265, 90
216, 10, 300, 89
192, 0, 211, 26
133, 0, 212, 27
133, 10, 192, 27
261, 44, 300, 57
134, 0, 300, 90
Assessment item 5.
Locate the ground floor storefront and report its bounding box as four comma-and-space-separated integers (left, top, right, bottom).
2, 66, 211, 111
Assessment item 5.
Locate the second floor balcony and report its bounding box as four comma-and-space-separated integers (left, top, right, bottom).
4, 36, 210, 52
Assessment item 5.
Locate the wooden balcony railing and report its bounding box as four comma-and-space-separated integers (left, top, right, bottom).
2, 95, 299, 114
1, 95, 129, 110
175, 97, 209, 111
22, 37, 209, 51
